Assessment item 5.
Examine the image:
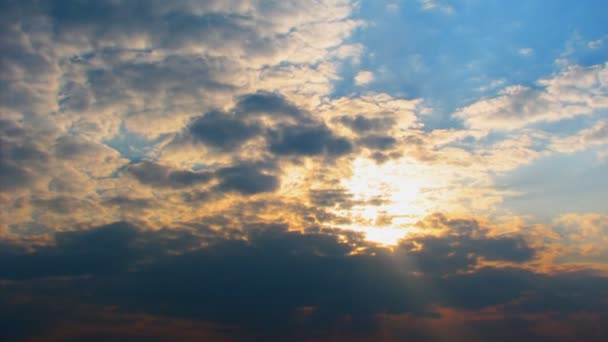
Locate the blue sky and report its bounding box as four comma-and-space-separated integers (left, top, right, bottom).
337, 0, 608, 126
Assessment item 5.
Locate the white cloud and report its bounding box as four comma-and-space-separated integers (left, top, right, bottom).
386, 3, 400, 13
588, 39, 603, 49
454, 63, 608, 131
551, 120, 608, 153
418, 0, 454, 15
477, 79, 506, 92
354, 70, 375, 85
518, 48, 534, 57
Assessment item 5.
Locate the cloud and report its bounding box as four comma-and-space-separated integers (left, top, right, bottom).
518, 48, 534, 57
214, 163, 279, 195
187, 111, 263, 152
588, 39, 604, 49
455, 63, 608, 131
268, 124, 353, 157
418, 0, 454, 15
235, 91, 306, 121
0, 219, 606, 340
550, 120, 608, 153
354, 70, 375, 85
359, 135, 397, 150
127, 160, 279, 195
386, 3, 400, 13
338, 115, 396, 133
127, 161, 214, 188
1, 1, 607, 339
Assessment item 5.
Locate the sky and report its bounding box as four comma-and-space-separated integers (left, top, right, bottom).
0, 0, 607, 341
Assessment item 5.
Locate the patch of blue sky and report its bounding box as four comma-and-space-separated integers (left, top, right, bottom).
533, 112, 608, 137
495, 147, 608, 219
104, 124, 169, 162
334, 0, 608, 129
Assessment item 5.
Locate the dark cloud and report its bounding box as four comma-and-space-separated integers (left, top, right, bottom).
269, 125, 353, 157
369, 151, 402, 164
38, 0, 262, 54
53, 135, 110, 160
338, 115, 395, 133
188, 111, 262, 151
85, 55, 236, 108
0, 136, 48, 191
400, 235, 535, 275
0, 220, 606, 340
58, 81, 91, 112
0, 119, 24, 137
235, 91, 305, 120
309, 189, 355, 208
0, 158, 36, 191
127, 161, 213, 188
127, 160, 279, 195
32, 196, 96, 215
178, 92, 351, 160
215, 163, 279, 195
0, 222, 138, 279
0, 138, 48, 163
359, 134, 397, 150
101, 196, 154, 210
309, 188, 388, 209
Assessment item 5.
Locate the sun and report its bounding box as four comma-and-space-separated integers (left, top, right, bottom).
335, 157, 435, 245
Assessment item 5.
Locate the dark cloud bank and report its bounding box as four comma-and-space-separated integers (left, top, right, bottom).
1, 219, 607, 341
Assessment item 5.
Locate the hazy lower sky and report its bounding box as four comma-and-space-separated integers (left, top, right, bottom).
1, 1, 607, 340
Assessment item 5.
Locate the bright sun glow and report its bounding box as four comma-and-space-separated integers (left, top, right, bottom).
336, 157, 436, 245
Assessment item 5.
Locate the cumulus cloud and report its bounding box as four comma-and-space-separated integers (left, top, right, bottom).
551, 120, 608, 153
455, 63, 608, 131
0, 0, 366, 235
187, 111, 263, 152
268, 124, 353, 157
354, 70, 375, 85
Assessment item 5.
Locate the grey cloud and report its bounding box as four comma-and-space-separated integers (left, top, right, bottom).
269, 124, 352, 157
57, 81, 91, 112
0, 159, 36, 191
309, 188, 389, 209
0, 222, 139, 279
85, 55, 235, 106
369, 151, 402, 164
101, 196, 154, 210
53, 135, 112, 160
359, 134, 397, 150
180, 93, 353, 159
0, 220, 606, 341
338, 115, 395, 133
127, 160, 279, 195
215, 163, 279, 195
188, 111, 262, 151
235, 91, 306, 120
32, 196, 96, 215
0, 119, 25, 137
0, 136, 49, 191
400, 235, 535, 275
127, 161, 213, 188
310, 189, 355, 208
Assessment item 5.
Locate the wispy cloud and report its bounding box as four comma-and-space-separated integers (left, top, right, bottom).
418, 0, 454, 15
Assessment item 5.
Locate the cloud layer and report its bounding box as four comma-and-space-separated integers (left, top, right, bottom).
1, 0, 607, 340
